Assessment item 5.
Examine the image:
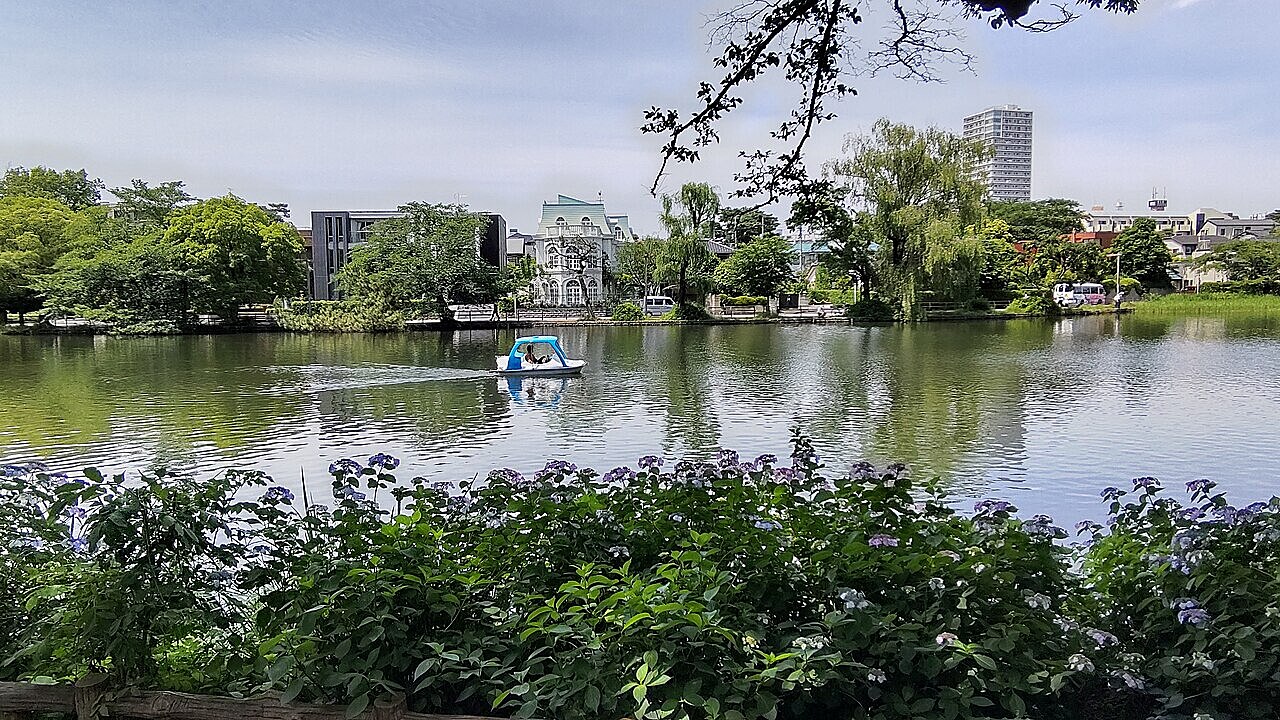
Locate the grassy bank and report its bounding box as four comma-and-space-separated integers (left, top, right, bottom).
1131, 293, 1280, 315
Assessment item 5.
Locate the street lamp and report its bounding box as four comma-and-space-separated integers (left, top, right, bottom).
1106, 251, 1122, 309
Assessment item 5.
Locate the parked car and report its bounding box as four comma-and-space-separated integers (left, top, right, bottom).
1052, 282, 1106, 307
643, 295, 675, 316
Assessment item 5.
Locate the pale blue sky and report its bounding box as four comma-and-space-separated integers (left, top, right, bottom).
2, 0, 1275, 233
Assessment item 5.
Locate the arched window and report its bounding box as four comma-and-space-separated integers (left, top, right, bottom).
564, 279, 584, 306
587, 278, 600, 302
546, 282, 560, 306
540, 282, 552, 303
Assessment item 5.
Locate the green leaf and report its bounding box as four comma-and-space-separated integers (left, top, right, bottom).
344, 693, 369, 719
584, 685, 601, 711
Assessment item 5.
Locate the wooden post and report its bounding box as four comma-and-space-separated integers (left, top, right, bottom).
371, 693, 406, 720
74, 674, 110, 720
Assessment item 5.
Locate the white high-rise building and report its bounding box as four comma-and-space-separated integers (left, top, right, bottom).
963, 105, 1033, 201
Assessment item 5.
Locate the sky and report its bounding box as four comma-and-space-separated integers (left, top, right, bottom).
2, 0, 1277, 235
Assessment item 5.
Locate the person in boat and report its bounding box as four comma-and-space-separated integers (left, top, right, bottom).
523, 346, 540, 365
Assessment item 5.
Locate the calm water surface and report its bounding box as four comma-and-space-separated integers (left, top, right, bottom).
3, 313, 1279, 526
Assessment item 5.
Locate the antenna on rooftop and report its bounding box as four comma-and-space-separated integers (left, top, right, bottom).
1115, 200, 1124, 212
1148, 187, 1168, 212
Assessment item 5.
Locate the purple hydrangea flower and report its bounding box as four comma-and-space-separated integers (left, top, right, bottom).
755, 454, 778, 467
773, 467, 800, 484
717, 449, 740, 468
1185, 478, 1212, 495
637, 455, 663, 471
487, 468, 526, 485
543, 459, 578, 474
65, 506, 87, 520
1087, 629, 1119, 647
0, 464, 26, 478
328, 458, 362, 476
1132, 476, 1160, 490
868, 534, 899, 548
935, 632, 958, 647
847, 461, 878, 481
1100, 486, 1123, 501
368, 453, 400, 470
974, 499, 1013, 516
1175, 599, 1211, 626
69, 537, 87, 553
602, 466, 637, 484
1181, 506, 1206, 521
263, 486, 295, 503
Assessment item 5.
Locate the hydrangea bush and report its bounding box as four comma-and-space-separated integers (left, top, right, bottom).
1, 438, 1277, 720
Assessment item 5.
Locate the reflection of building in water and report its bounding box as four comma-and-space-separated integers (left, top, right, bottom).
504, 376, 569, 409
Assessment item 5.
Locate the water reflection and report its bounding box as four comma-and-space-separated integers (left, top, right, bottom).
2, 315, 1279, 527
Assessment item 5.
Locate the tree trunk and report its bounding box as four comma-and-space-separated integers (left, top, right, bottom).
0, 308, 8, 326
678, 262, 688, 306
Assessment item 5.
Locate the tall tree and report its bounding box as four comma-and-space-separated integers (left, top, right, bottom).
827, 118, 988, 317
713, 235, 796, 298
1193, 239, 1280, 282
615, 236, 665, 298
644, 1, 1139, 202
109, 180, 195, 228
0, 166, 103, 211
715, 206, 780, 246
0, 196, 80, 323
659, 183, 722, 306
162, 196, 305, 320
337, 203, 499, 324
789, 178, 876, 294
1112, 218, 1173, 289
986, 198, 1085, 247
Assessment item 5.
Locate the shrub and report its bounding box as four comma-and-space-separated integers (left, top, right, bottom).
1198, 279, 1280, 295
1005, 291, 1060, 316
659, 302, 711, 321
722, 295, 768, 307
610, 301, 644, 321
846, 297, 896, 321
272, 300, 404, 332
964, 297, 991, 313
3, 451, 1278, 720
1080, 479, 1280, 719
807, 289, 857, 305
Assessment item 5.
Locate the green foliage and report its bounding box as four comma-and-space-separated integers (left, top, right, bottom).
721, 295, 767, 307
1113, 219, 1173, 289
986, 199, 1085, 247
41, 238, 195, 328
1132, 293, 1280, 315
0, 166, 103, 211
0, 196, 81, 319
846, 297, 896, 321
713, 235, 795, 298
3, 443, 1279, 719
614, 237, 665, 298
658, 303, 712, 321
108, 180, 195, 229
1081, 479, 1280, 719
610, 301, 645, 321
338, 203, 499, 321
1198, 279, 1280, 295
272, 300, 405, 332
659, 184, 722, 304
1005, 290, 1060, 316
714, 206, 779, 246
806, 288, 857, 305
827, 119, 988, 319
1194, 239, 1280, 283
163, 196, 305, 318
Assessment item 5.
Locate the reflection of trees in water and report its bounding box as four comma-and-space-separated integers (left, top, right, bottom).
0, 334, 304, 470
646, 328, 721, 458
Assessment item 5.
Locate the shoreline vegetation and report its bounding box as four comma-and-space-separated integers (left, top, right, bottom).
2, 436, 1277, 720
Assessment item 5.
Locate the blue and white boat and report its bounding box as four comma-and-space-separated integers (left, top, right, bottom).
495, 335, 586, 376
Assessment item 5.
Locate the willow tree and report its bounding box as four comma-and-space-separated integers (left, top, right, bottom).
827, 118, 988, 318
659, 183, 722, 306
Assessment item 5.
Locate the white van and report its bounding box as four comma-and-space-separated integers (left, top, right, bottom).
643, 295, 675, 316
1053, 283, 1106, 307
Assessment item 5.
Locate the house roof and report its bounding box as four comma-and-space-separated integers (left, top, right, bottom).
706, 239, 735, 256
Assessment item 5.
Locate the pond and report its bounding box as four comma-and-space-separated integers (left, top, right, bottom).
3, 312, 1280, 527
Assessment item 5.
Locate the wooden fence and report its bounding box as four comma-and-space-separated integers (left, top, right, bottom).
0, 677, 495, 720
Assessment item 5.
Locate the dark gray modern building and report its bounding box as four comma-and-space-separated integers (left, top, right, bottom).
307, 209, 507, 300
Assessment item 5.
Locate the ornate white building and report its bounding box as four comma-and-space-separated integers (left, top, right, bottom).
533, 195, 636, 305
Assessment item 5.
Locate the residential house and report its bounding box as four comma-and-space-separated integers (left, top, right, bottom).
532, 195, 637, 305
